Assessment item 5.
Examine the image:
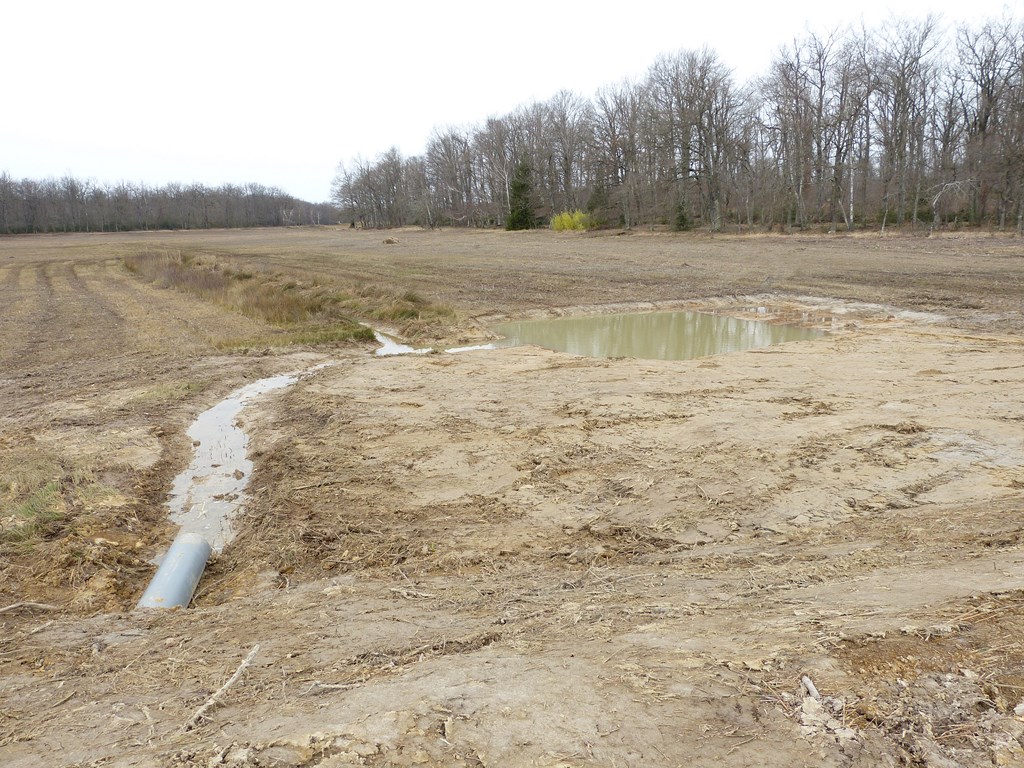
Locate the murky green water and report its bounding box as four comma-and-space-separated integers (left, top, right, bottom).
491, 311, 822, 361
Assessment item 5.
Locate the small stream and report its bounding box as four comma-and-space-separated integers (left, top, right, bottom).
139, 367, 323, 608
164, 331, 499, 559
372, 330, 495, 356
372, 331, 432, 356
167, 367, 327, 552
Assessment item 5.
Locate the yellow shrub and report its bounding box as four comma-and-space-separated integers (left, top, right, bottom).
551, 209, 594, 231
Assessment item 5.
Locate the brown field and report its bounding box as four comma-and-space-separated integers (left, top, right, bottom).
2, 226, 1024, 767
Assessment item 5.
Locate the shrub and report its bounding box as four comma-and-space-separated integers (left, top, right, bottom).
551, 209, 594, 232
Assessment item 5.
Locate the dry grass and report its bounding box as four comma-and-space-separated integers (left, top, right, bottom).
129, 379, 210, 406
123, 248, 455, 347
0, 442, 135, 562
0, 447, 69, 545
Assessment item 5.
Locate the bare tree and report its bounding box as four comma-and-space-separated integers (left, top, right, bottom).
324, 11, 1022, 233
545, 90, 594, 212
591, 80, 644, 227
958, 15, 1024, 228
425, 127, 477, 226
871, 15, 940, 230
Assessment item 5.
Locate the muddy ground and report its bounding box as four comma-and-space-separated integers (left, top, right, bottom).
1, 227, 1023, 766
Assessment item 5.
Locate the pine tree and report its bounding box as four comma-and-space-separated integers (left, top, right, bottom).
505, 158, 537, 230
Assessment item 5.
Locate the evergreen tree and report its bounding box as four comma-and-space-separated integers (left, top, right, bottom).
674, 201, 691, 231
505, 158, 537, 230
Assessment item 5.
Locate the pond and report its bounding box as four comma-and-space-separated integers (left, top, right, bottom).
490, 310, 822, 361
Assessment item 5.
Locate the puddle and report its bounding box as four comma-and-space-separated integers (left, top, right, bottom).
445, 343, 497, 354
373, 331, 432, 357
373, 330, 496, 356
168, 365, 326, 552
490, 310, 822, 361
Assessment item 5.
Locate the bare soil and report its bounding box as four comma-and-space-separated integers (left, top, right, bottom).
2, 227, 1024, 767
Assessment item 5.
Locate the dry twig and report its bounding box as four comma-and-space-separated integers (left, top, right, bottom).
0, 602, 60, 615
801, 675, 821, 700
389, 587, 436, 600
183, 644, 260, 731
27, 620, 55, 636
302, 681, 363, 696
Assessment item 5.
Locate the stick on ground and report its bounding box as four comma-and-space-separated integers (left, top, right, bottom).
183, 644, 261, 731
0, 602, 60, 615
801, 675, 821, 700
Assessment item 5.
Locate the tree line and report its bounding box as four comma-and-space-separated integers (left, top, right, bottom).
0, 175, 336, 234
333, 13, 1024, 233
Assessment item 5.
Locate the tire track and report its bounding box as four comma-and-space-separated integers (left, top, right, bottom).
0, 263, 26, 338
0, 263, 57, 371
7, 261, 121, 370
60, 260, 130, 356
0, 257, 279, 425
0, 262, 23, 293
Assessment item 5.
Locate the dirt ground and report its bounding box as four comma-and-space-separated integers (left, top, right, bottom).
2, 227, 1024, 766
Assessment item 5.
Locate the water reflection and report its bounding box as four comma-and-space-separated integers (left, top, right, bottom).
491, 311, 821, 361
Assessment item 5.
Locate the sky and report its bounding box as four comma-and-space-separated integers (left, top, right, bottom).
2, 0, 1018, 203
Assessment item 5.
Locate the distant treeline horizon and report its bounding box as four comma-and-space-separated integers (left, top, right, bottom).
334, 12, 1024, 233
0, 174, 337, 234
7, 14, 1022, 236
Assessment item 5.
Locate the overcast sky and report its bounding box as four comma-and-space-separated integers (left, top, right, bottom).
2, 0, 1017, 203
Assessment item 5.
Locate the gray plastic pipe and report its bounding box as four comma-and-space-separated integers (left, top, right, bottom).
136, 532, 212, 609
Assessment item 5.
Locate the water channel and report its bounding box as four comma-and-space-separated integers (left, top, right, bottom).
139, 365, 330, 608
166, 373, 303, 552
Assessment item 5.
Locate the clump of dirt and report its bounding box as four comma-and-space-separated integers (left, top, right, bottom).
781, 592, 1024, 766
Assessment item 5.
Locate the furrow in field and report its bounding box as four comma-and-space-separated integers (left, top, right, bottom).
5, 261, 126, 370
0, 263, 27, 336
0, 263, 60, 371
0, 261, 23, 293
109, 262, 273, 353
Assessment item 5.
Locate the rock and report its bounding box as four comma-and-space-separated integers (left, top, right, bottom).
801, 696, 824, 723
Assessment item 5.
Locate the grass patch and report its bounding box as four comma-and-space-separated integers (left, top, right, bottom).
1, 448, 70, 545
235, 279, 327, 324
124, 250, 455, 346
338, 283, 457, 326
4, 481, 66, 543
0, 447, 62, 499
131, 379, 210, 406
0, 447, 138, 563
0, 446, 116, 548
216, 324, 376, 351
